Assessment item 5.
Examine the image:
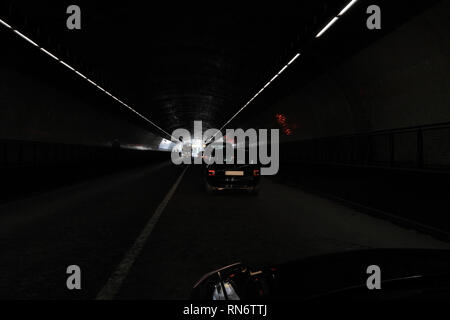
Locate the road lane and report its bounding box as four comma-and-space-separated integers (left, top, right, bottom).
1, 163, 449, 300
96, 166, 188, 300
0, 161, 182, 299
117, 166, 450, 299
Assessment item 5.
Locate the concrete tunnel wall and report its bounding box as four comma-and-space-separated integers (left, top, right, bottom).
0, 26, 165, 151
258, 0, 450, 143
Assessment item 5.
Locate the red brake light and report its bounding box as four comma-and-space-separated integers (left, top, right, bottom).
208, 170, 215, 176
253, 169, 260, 176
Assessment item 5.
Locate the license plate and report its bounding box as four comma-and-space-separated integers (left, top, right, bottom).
225, 171, 244, 176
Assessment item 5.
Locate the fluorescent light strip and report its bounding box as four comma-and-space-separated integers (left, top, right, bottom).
13, 30, 38, 47
0, 18, 12, 29
75, 70, 87, 79
315, 0, 359, 38
315, 16, 339, 38
86, 78, 97, 87
338, 0, 359, 16
277, 65, 288, 75
60, 60, 75, 71
40, 47, 59, 61
286, 53, 301, 65
218, 53, 301, 132
0, 17, 173, 140
269, 74, 279, 83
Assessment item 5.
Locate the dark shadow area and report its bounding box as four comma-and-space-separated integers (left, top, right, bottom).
275, 163, 450, 236
274, 120, 450, 236
0, 139, 170, 204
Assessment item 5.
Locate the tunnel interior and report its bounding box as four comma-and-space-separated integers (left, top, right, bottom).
0, 0, 450, 301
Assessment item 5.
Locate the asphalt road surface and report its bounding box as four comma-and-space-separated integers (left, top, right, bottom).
1, 162, 449, 299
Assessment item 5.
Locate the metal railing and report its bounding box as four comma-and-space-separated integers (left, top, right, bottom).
281, 121, 450, 171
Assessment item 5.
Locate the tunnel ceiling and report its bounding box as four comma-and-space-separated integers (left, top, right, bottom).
1, 0, 440, 137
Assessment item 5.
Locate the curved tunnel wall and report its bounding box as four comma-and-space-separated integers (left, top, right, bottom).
263, 0, 449, 142
0, 25, 164, 151
0, 66, 165, 150
261, 1, 450, 233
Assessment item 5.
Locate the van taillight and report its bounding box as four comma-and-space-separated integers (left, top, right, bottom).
208, 170, 215, 176
253, 169, 260, 176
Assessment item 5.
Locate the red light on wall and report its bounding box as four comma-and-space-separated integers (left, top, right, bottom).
208, 170, 215, 176
275, 113, 287, 124
275, 113, 296, 136
253, 169, 260, 176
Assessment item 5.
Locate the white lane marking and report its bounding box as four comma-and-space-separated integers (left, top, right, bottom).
95, 166, 188, 300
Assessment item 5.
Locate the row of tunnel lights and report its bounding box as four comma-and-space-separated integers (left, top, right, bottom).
0, 0, 358, 140
0, 17, 173, 140
220, 0, 359, 131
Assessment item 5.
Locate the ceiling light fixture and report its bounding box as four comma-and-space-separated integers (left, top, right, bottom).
338, 0, 359, 16
315, 0, 359, 38
315, 16, 339, 38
